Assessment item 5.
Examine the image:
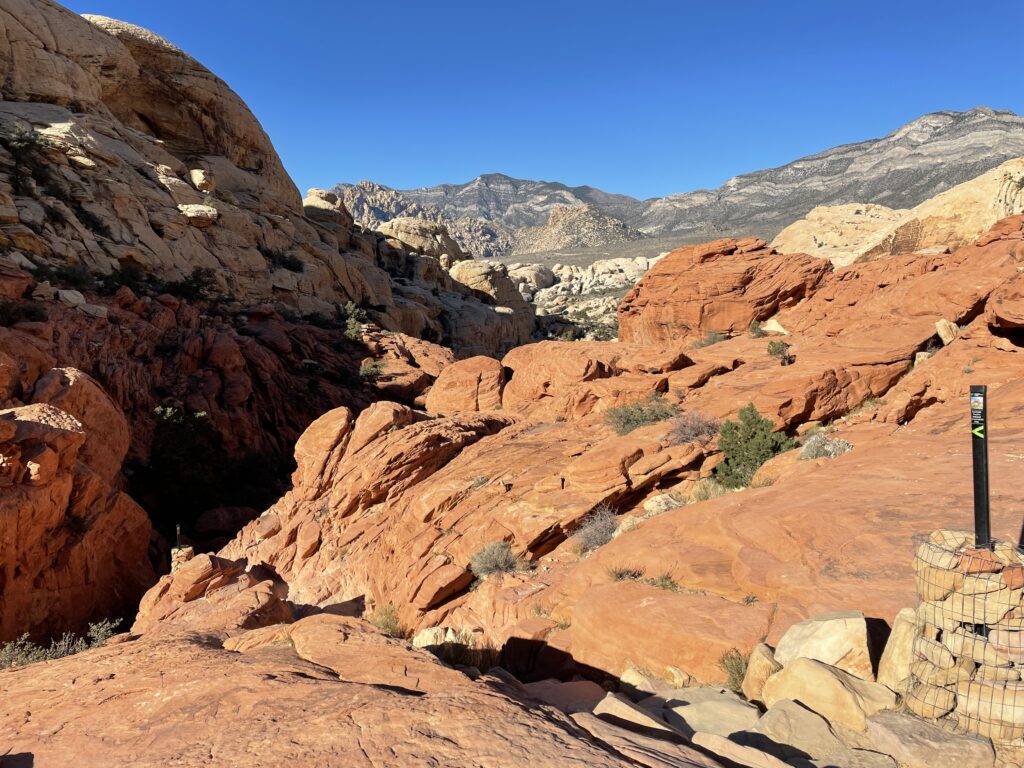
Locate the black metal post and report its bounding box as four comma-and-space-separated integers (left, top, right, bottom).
970, 385, 992, 549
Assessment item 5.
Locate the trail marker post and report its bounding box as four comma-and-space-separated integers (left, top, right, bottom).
970, 385, 992, 549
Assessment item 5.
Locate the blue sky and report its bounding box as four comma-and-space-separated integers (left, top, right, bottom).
65, 1, 1024, 199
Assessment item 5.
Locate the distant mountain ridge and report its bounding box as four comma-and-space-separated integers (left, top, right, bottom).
336, 107, 1024, 257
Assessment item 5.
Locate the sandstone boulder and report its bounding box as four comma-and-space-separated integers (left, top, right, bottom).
773, 610, 874, 680
875, 607, 916, 693
866, 711, 995, 768
424, 355, 506, 413
742, 643, 783, 703
761, 658, 896, 732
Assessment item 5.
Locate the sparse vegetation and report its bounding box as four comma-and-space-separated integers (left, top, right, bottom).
470, 475, 489, 489
359, 360, 385, 382
719, 648, 749, 692
667, 410, 721, 445
341, 301, 368, 341
767, 340, 794, 366
799, 432, 853, 460
370, 604, 407, 639
469, 541, 527, 577
748, 320, 768, 338
573, 503, 618, 555
0, 299, 47, 326
426, 629, 499, 670
163, 267, 217, 301
693, 330, 727, 348
0, 619, 118, 668
4, 125, 51, 194
261, 248, 305, 273
715, 404, 795, 489
604, 392, 678, 435
608, 566, 680, 592
689, 477, 728, 502
743, 594, 759, 605
100, 263, 148, 295
608, 566, 646, 581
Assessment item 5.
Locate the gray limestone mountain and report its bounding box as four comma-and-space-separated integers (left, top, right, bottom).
338, 107, 1024, 258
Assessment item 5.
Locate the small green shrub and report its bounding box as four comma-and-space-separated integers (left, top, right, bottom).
800, 432, 853, 460
605, 393, 678, 435
369, 604, 407, 639
667, 411, 720, 444
645, 572, 680, 592
743, 594, 759, 605
470, 476, 488, 489
469, 541, 527, 577
715, 404, 795, 489
0, 300, 47, 326
340, 301, 368, 340
359, 360, 385, 382
767, 340, 794, 366
748, 321, 768, 339
573, 503, 618, 555
719, 647, 749, 692
692, 330, 727, 348
0, 619, 118, 668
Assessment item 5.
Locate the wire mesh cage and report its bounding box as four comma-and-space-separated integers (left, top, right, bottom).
909, 529, 1024, 744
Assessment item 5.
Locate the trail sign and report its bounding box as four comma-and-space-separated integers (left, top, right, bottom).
970, 385, 991, 549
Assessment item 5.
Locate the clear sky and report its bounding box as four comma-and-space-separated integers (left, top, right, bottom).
64, 0, 1024, 200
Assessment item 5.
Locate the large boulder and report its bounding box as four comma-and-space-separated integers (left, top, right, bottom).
773, 610, 874, 681
424, 355, 506, 414
379, 216, 470, 268
761, 658, 896, 732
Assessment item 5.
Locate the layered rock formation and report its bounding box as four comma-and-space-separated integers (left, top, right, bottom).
340, 108, 1024, 257
0, 1, 531, 356
772, 157, 1024, 265
130, 216, 1024, 694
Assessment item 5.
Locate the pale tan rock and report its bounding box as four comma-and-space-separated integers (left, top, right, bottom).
875, 607, 915, 693
935, 318, 959, 345
593, 692, 682, 735
761, 658, 896, 732
177, 203, 218, 227
571, 712, 724, 768
660, 686, 761, 738
905, 682, 956, 718
691, 732, 790, 768
734, 699, 844, 761
742, 643, 782, 703
774, 610, 874, 681
379, 216, 470, 268
866, 711, 995, 768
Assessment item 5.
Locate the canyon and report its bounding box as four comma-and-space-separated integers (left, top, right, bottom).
3, 1, 1024, 767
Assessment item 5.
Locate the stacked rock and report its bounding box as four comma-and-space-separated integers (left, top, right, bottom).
910, 529, 1024, 743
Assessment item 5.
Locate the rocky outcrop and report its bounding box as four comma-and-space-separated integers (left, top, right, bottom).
512, 203, 646, 256
618, 238, 832, 345
0, 614, 646, 767
125, 216, 1024, 696
0, 1, 528, 356
0, 387, 154, 642
378, 216, 471, 268
772, 157, 1024, 265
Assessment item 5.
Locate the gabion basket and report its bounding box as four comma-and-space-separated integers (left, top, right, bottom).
909, 530, 1024, 744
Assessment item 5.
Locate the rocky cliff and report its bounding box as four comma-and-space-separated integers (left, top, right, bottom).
511, 203, 646, 256
0, 1, 532, 357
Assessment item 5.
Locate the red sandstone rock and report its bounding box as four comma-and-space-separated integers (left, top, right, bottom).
425, 355, 506, 413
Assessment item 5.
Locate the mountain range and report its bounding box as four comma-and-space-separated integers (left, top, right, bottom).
337, 107, 1024, 259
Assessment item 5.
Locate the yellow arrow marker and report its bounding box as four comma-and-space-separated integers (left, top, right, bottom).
973, 425, 985, 439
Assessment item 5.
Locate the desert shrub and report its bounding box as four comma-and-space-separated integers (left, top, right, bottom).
800, 432, 853, 460
370, 604, 407, 639
604, 393, 678, 435
645, 572, 680, 592
718, 648, 749, 692
261, 248, 304, 273
608, 566, 646, 581
426, 629, 500, 670
715, 404, 795, 489
41, 263, 95, 291
162, 267, 217, 301
470, 541, 526, 577
573, 503, 618, 555
470, 476, 488, 489
743, 594, 759, 605
692, 330, 727, 348
341, 301, 368, 341
4, 125, 51, 193
0, 619, 118, 669
748, 320, 768, 338
359, 360, 385, 382
667, 411, 720, 444
767, 340, 794, 365
689, 478, 728, 502
0, 299, 47, 326
99, 263, 148, 295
